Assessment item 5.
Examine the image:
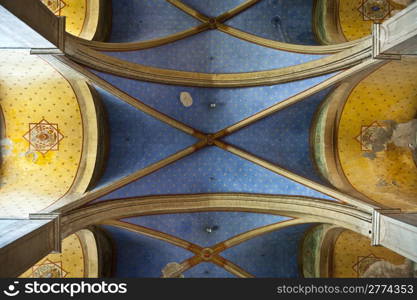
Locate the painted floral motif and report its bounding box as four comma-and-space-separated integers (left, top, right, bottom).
358, 0, 393, 22
355, 121, 389, 151
23, 119, 64, 155
352, 254, 382, 276
30, 259, 68, 278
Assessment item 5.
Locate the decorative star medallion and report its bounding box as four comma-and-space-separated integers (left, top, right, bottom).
355, 121, 388, 151
30, 259, 68, 278
352, 254, 382, 277
358, 0, 393, 22
41, 0, 67, 15
23, 119, 64, 155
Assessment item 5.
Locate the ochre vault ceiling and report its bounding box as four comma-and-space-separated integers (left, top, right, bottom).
332, 230, 410, 278
19, 229, 99, 278
20, 233, 85, 278
338, 60, 417, 210
42, 0, 86, 36
0, 50, 83, 217
339, 0, 412, 41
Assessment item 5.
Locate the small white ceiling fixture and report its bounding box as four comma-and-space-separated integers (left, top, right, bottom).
180, 91, 193, 107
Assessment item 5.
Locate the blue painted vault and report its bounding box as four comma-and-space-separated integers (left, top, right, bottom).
84, 0, 341, 278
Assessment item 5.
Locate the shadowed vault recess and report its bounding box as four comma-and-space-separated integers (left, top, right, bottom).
122, 212, 291, 246
223, 87, 334, 185
221, 223, 313, 277
108, 0, 319, 45
104, 30, 325, 73
94, 86, 197, 188
183, 263, 235, 278
109, 0, 200, 42
226, 0, 319, 45
94, 146, 334, 202
101, 213, 312, 278
102, 225, 192, 278
90, 69, 337, 133
181, 0, 247, 17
